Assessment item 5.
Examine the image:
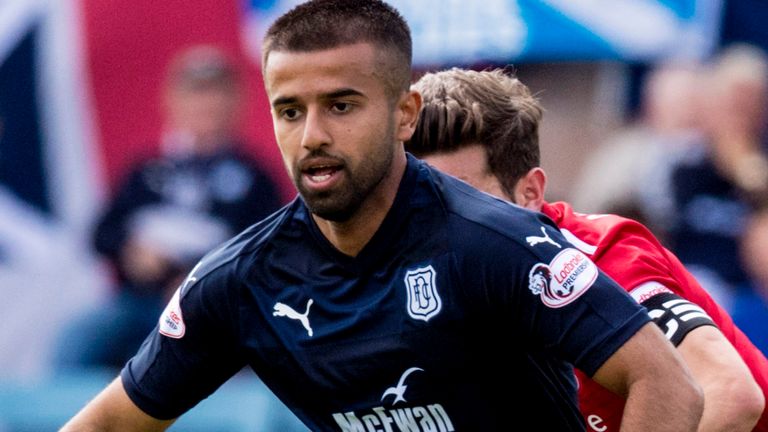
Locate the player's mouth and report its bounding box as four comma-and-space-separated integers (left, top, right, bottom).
300, 158, 345, 191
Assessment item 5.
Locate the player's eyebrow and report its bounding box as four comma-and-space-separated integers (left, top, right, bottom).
271, 95, 298, 108
322, 88, 366, 100
272, 88, 366, 109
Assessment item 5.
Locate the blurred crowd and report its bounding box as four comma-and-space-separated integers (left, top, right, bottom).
573, 43, 768, 353
3, 41, 768, 376
0, 2, 759, 430
53, 45, 282, 370
47, 41, 768, 373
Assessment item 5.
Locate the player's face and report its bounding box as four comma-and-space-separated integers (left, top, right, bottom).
264, 43, 405, 222
423, 145, 510, 200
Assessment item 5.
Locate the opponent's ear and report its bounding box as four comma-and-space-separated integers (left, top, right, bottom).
395, 90, 422, 142
513, 167, 547, 211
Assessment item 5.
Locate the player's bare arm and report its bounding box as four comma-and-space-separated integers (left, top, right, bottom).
678, 326, 764, 431
592, 322, 704, 432
59, 378, 174, 432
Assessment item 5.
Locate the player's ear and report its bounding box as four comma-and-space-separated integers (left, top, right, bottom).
395, 89, 422, 142
513, 168, 547, 211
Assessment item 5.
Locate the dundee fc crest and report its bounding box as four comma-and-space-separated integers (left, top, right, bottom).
404, 265, 442, 321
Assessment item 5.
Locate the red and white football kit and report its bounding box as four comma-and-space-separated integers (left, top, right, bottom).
542, 201, 768, 432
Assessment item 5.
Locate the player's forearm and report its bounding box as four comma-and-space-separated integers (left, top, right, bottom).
678, 332, 765, 432
678, 327, 764, 432
593, 324, 705, 431
620, 375, 703, 432
692, 365, 764, 432
60, 378, 174, 432
697, 391, 762, 432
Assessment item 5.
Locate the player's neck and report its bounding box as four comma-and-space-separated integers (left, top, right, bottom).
312, 151, 407, 257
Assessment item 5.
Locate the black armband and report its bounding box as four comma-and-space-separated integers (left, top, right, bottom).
641, 292, 716, 346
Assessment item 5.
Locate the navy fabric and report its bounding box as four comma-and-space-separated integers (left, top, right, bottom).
122, 155, 649, 431
0, 27, 48, 213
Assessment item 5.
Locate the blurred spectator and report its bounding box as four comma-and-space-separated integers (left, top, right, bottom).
571, 62, 704, 238
665, 44, 768, 306
732, 208, 768, 355
55, 45, 281, 370
697, 44, 768, 204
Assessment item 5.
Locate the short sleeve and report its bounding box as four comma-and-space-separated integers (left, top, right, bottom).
121, 264, 246, 419
458, 216, 651, 377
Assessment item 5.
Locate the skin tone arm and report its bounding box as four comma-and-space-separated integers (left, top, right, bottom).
593, 322, 704, 432
59, 378, 174, 432
678, 326, 765, 431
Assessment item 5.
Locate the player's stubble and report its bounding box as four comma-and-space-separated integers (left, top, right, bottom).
294, 112, 397, 222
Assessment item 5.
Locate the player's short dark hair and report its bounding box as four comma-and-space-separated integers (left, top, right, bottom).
262, 0, 412, 100
407, 68, 543, 197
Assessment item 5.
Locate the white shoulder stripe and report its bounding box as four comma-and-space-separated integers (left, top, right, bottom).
559, 228, 598, 255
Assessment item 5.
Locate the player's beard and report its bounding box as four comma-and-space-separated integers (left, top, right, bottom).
295, 120, 396, 223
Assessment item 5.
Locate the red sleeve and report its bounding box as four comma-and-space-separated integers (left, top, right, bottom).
543, 202, 680, 294
589, 223, 679, 294
544, 202, 768, 431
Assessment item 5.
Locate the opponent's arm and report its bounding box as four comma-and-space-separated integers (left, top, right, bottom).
640, 290, 764, 431
583, 217, 765, 430
678, 326, 764, 432
593, 322, 704, 432
60, 377, 174, 432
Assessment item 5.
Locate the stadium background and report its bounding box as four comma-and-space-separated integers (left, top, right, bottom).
0, 0, 765, 429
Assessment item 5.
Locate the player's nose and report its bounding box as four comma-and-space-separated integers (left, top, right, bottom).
301, 108, 332, 151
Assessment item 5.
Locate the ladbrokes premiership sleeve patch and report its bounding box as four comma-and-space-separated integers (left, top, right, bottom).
159, 287, 185, 339
528, 248, 599, 308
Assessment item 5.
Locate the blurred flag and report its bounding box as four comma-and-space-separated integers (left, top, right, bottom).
0, 0, 107, 379
0, 1, 48, 215
0, 0, 286, 380
244, 0, 723, 65
0, 0, 104, 234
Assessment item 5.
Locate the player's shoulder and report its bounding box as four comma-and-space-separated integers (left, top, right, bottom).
542, 201, 664, 255
420, 163, 555, 250
542, 201, 685, 298
179, 200, 299, 296
542, 201, 645, 235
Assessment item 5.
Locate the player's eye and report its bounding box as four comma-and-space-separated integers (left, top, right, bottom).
330, 102, 353, 114
279, 108, 302, 121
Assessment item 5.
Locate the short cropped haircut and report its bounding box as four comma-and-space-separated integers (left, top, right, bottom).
408, 68, 543, 196
262, 0, 412, 100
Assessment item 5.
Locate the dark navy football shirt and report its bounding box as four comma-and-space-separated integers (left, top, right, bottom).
121, 155, 650, 431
